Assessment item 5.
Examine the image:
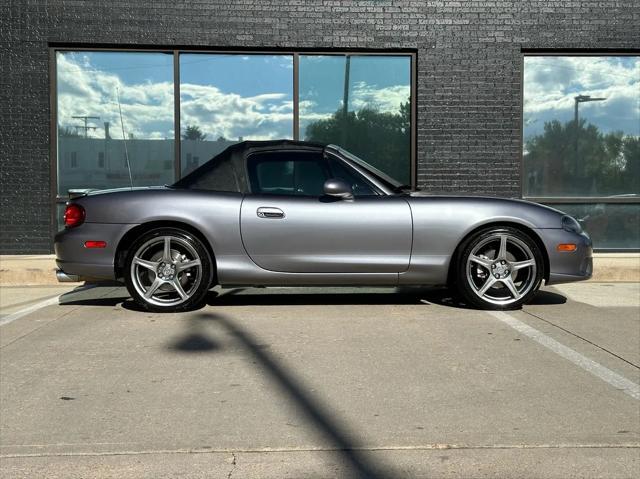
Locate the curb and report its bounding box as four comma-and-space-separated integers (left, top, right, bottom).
590, 253, 640, 282
1, 253, 638, 286
0, 255, 67, 286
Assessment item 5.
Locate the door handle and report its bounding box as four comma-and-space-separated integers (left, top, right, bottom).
257, 207, 285, 219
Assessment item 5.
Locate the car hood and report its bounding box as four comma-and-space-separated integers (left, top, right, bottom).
405, 192, 570, 228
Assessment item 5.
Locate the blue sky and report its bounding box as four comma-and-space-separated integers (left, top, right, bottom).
180, 54, 293, 97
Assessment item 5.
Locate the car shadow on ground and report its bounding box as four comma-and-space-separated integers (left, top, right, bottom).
205, 286, 566, 309
58, 284, 567, 311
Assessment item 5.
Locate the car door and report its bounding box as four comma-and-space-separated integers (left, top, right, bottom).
240, 150, 412, 273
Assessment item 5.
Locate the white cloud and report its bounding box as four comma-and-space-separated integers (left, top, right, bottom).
351, 81, 410, 113
57, 54, 174, 140
180, 84, 292, 140
57, 55, 411, 143
298, 100, 333, 125
57, 54, 294, 141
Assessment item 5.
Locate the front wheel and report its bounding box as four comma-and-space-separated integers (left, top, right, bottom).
124, 228, 213, 312
456, 226, 544, 310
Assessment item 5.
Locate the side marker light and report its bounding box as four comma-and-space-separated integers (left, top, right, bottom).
84, 241, 107, 248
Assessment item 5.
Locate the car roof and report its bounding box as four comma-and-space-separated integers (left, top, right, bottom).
172, 140, 327, 190
226, 139, 326, 156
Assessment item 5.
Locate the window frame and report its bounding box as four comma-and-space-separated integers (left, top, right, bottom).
324, 152, 383, 197
49, 47, 417, 244
520, 51, 640, 252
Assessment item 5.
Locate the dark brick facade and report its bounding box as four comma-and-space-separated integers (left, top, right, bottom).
1, 1, 638, 253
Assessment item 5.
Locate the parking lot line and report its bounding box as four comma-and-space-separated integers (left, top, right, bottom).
0, 296, 62, 327
0, 284, 97, 327
3, 442, 639, 459
488, 311, 640, 401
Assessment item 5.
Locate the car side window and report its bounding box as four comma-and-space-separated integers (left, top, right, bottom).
327, 155, 379, 196
247, 152, 330, 196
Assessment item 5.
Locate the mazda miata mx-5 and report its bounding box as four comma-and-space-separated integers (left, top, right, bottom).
55, 140, 592, 312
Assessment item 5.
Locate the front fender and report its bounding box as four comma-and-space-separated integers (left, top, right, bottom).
400, 196, 564, 285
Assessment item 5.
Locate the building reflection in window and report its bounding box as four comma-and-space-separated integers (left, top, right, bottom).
300, 55, 411, 185
56, 51, 175, 194
523, 55, 639, 249
179, 54, 294, 175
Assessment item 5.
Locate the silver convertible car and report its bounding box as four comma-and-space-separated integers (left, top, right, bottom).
55, 140, 592, 312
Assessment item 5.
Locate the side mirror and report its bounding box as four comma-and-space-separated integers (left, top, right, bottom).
323, 178, 354, 200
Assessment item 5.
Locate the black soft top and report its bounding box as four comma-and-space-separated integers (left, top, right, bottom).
172, 140, 326, 193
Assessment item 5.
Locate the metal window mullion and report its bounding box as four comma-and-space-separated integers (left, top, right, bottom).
49, 48, 59, 250
174, 50, 181, 179
293, 53, 299, 141
410, 52, 417, 190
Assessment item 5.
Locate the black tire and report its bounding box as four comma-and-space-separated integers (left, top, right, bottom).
124, 227, 213, 313
455, 226, 544, 310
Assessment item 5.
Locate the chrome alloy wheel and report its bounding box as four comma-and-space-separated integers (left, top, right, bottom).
130, 235, 203, 307
465, 233, 537, 306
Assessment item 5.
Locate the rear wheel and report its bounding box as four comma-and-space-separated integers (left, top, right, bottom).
124, 228, 212, 312
456, 226, 544, 310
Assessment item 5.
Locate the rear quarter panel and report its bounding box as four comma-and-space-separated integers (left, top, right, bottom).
59, 189, 244, 279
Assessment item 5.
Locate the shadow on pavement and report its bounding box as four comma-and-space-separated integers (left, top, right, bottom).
528, 289, 567, 305
207, 287, 566, 309
168, 312, 396, 479
207, 286, 461, 307
167, 315, 221, 353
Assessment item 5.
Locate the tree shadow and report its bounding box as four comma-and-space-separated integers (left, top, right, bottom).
167, 311, 396, 478
167, 315, 221, 353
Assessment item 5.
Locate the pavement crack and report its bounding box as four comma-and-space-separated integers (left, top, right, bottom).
227, 452, 237, 479
522, 309, 640, 370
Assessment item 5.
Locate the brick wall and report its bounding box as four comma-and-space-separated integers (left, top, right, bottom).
1, 1, 638, 253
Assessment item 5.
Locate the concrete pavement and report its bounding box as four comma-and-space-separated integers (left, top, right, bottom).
0, 283, 638, 478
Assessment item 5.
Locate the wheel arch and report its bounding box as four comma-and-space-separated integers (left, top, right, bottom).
447, 221, 550, 286
115, 221, 217, 285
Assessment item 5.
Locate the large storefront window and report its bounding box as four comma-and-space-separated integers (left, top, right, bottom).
179, 54, 294, 175
56, 51, 175, 195
55, 50, 414, 216
523, 55, 639, 249
300, 55, 411, 185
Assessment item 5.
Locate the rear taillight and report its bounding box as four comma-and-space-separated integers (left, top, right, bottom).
64, 203, 85, 228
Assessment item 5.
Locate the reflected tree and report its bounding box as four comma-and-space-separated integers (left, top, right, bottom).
524, 119, 639, 197
182, 125, 207, 141
59, 126, 82, 138
305, 101, 411, 184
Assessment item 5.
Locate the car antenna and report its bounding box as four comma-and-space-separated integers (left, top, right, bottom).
116, 87, 134, 189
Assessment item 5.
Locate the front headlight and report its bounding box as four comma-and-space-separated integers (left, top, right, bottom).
561, 215, 582, 234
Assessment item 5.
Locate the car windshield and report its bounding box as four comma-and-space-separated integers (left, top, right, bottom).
331, 145, 410, 193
